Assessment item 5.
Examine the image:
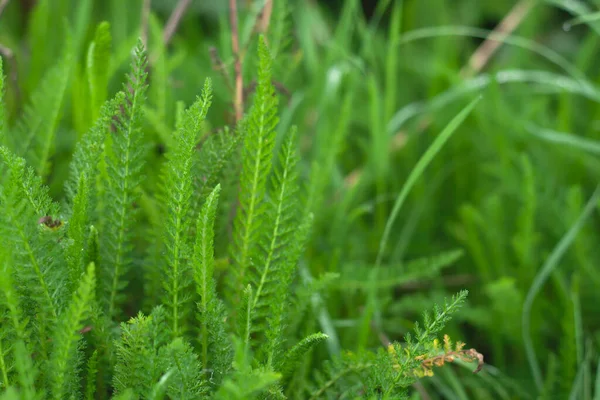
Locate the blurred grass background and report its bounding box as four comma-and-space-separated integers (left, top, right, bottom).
2, 0, 600, 398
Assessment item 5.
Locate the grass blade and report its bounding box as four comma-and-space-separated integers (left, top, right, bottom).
375, 95, 482, 266
522, 184, 600, 390
525, 124, 600, 156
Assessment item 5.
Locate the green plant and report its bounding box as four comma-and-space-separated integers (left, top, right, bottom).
6, 0, 600, 398
0, 27, 480, 399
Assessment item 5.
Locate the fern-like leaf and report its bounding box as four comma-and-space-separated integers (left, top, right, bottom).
113, 312, 156, 397
0, 334, 9, 389
190, 127, 241, 226
192, 184, 232, 380
113, 306, 201, 398
335, 249, 464, 290
214, 337, 281, 400
251, 127, 301, 364
65, 92, 123, 202
309, 351, 374, 400
309, 291, 471, 398
0, 259, 24, 390
0, 261, 28, 344
229, 35, 279, 305
269, 0, 294, 58
240, 285, 254, 355
279, 332, 328, 381
98, 41, 149, 318
49, 262, 96, 400
156, 338, 207, 399
111, 388, 136, 400
84, 350, 98, 400
12, 341, 39, 400
158, 79, 213, 338
0, 147, 66, 364
65, 173, 90, 292
11, 41, 72, 178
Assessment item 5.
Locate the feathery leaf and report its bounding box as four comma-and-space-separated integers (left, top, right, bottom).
12, 42, 72, 178
192, 184, 232, 380
98, 41, 149, 318
0, 147, 66, 364
158, 79, 213, 338
49, 262, 96, 400
229, 36, 279, 305
280, 332, 328, 381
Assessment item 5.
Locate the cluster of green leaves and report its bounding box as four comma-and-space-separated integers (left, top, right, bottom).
0, 15, 473, 399
4, 0, 600, 398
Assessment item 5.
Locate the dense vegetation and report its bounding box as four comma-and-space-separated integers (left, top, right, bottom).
0, 0, 599, 398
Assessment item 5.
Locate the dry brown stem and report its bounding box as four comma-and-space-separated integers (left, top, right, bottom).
163, 0, 192, 46
0, 0, 10, 19
230, 0, 243, 124
140, 0, 151, 49
461, 0, 535, 77
253, 0, 273, 35
209, 46, 234, 93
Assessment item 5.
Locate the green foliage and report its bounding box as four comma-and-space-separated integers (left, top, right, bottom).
336, 249, 464, 290
228, 36, 280, 306
98, 40, 149, 319
156, 78, 213, 338
0, 59, 5, 143
11, 42, 72, 179
49, 262, 96, 399
12, 0, 600, 398
0, 30, 471, 398
192, 184, 232, 383
280, 333, 329, 382
87, 21, 113, 122
73, 21, 113, 135
0, 146, 65, 367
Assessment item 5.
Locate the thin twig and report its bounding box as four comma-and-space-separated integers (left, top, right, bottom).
229, 0, 243, 123
163, 0, 192, 46
461, 0, 535, 77
0, 0, 10, 20
140, 0, 151, 49
209, 46, 234, 93
243, 78, 291, 103
253, 0, 273, 35
147, 0, 191, 66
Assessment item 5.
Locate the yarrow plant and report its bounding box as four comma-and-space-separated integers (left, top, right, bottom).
0, 20, 482, 400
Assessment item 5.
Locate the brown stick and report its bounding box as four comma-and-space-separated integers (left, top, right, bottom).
140, 0, 151, 49
0, 0, 10, 20
253, 0, 273, 36
229, 0, 243, 124
209, 46, 234, 93
163, 0, 192, 46
461, 0, 535, 77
